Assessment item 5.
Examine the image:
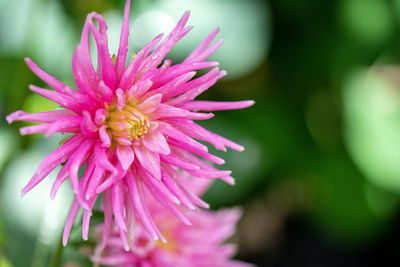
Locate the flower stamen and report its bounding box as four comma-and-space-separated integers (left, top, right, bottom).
105, 102, 149, 145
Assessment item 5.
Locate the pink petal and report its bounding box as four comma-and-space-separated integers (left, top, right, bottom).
85, 165, 106, 200
169, 142, 225, 165
81, 111, 98, 136
134, 145, 161, 180
116, 0, 131, 78
144, 176, 191, 225
112, 183, 127, 232
158, 121, 208, 152
116, 89, 125, 110
94, 143, 117, 174
185, 188, 210, 209
156, 61, 217, 87
25, 58, 70, 94
119, 34, 164, 89
19, 124, 50, 136
82, 197, 97, 240
139, 11, 191, 73
182, 100, 255, 112
161, 171, 196, 210
89, 14, 117, 89
21, 134, 85, 196
97, 81, 113, 102
62, 199, 80, 246
94, 108, 107, 125
95, 163, 126, 194
141, 170, 180, 205
160, 153, 200, 171
169, 118, 245, 151
150, 71, 196, 101
153, 104, 214, 120
99, 125, 112, 147
187, 169, 232, 179
73, 13, 99, 97
138, 93, 162, 114
147, 59, 172, 86
116, 145, 135, 170
76, 159, 97, 210
82, 158, 97, 186
126, 172, 164, 241
45, 116, 82, 137
68, 139, 94, 194
164, 67, 220, 100
140, 24, 193, 73
184, 27, 220, 63
29, 85, 77, 110
169, 69, 227, 106
188, 38, 223, 63
221, 175, 236, 185
49, 164, 69, 199
6, 110, 75, 124
99, 189, 113, 250
142, 130, 170, 155
126, 79, 153, 99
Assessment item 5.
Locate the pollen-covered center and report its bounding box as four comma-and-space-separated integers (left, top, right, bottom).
105, 102, 150, 146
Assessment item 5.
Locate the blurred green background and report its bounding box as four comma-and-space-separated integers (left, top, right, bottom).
2, 0, 400, 266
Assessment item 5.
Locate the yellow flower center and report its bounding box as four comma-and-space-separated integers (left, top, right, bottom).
156, 232, 177, 253
154, 220, 179, 253
105, 102, 149, 145
156, 240, 176, 253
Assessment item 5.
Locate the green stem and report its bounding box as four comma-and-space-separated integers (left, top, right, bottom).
51, 236, 63, 267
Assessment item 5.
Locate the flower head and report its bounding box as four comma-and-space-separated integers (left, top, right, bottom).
6, 0, 254, 248
92, 179, 253, 267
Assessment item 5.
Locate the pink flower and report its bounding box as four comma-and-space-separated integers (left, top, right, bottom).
92, 179, 253, 267
6, 0, 254, 248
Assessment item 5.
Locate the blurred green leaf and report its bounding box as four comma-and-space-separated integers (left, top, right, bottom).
343, 68, 400, 192
0, 257, 12, 267
309, 153, 393, 246
365, 182, 399, 219
51, 236, 63, 267
0, 57, 33, 115
0, 130, 18, 174
0, 217, 4, 248
23, 93, 59, 113
340, 0, 395, 48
